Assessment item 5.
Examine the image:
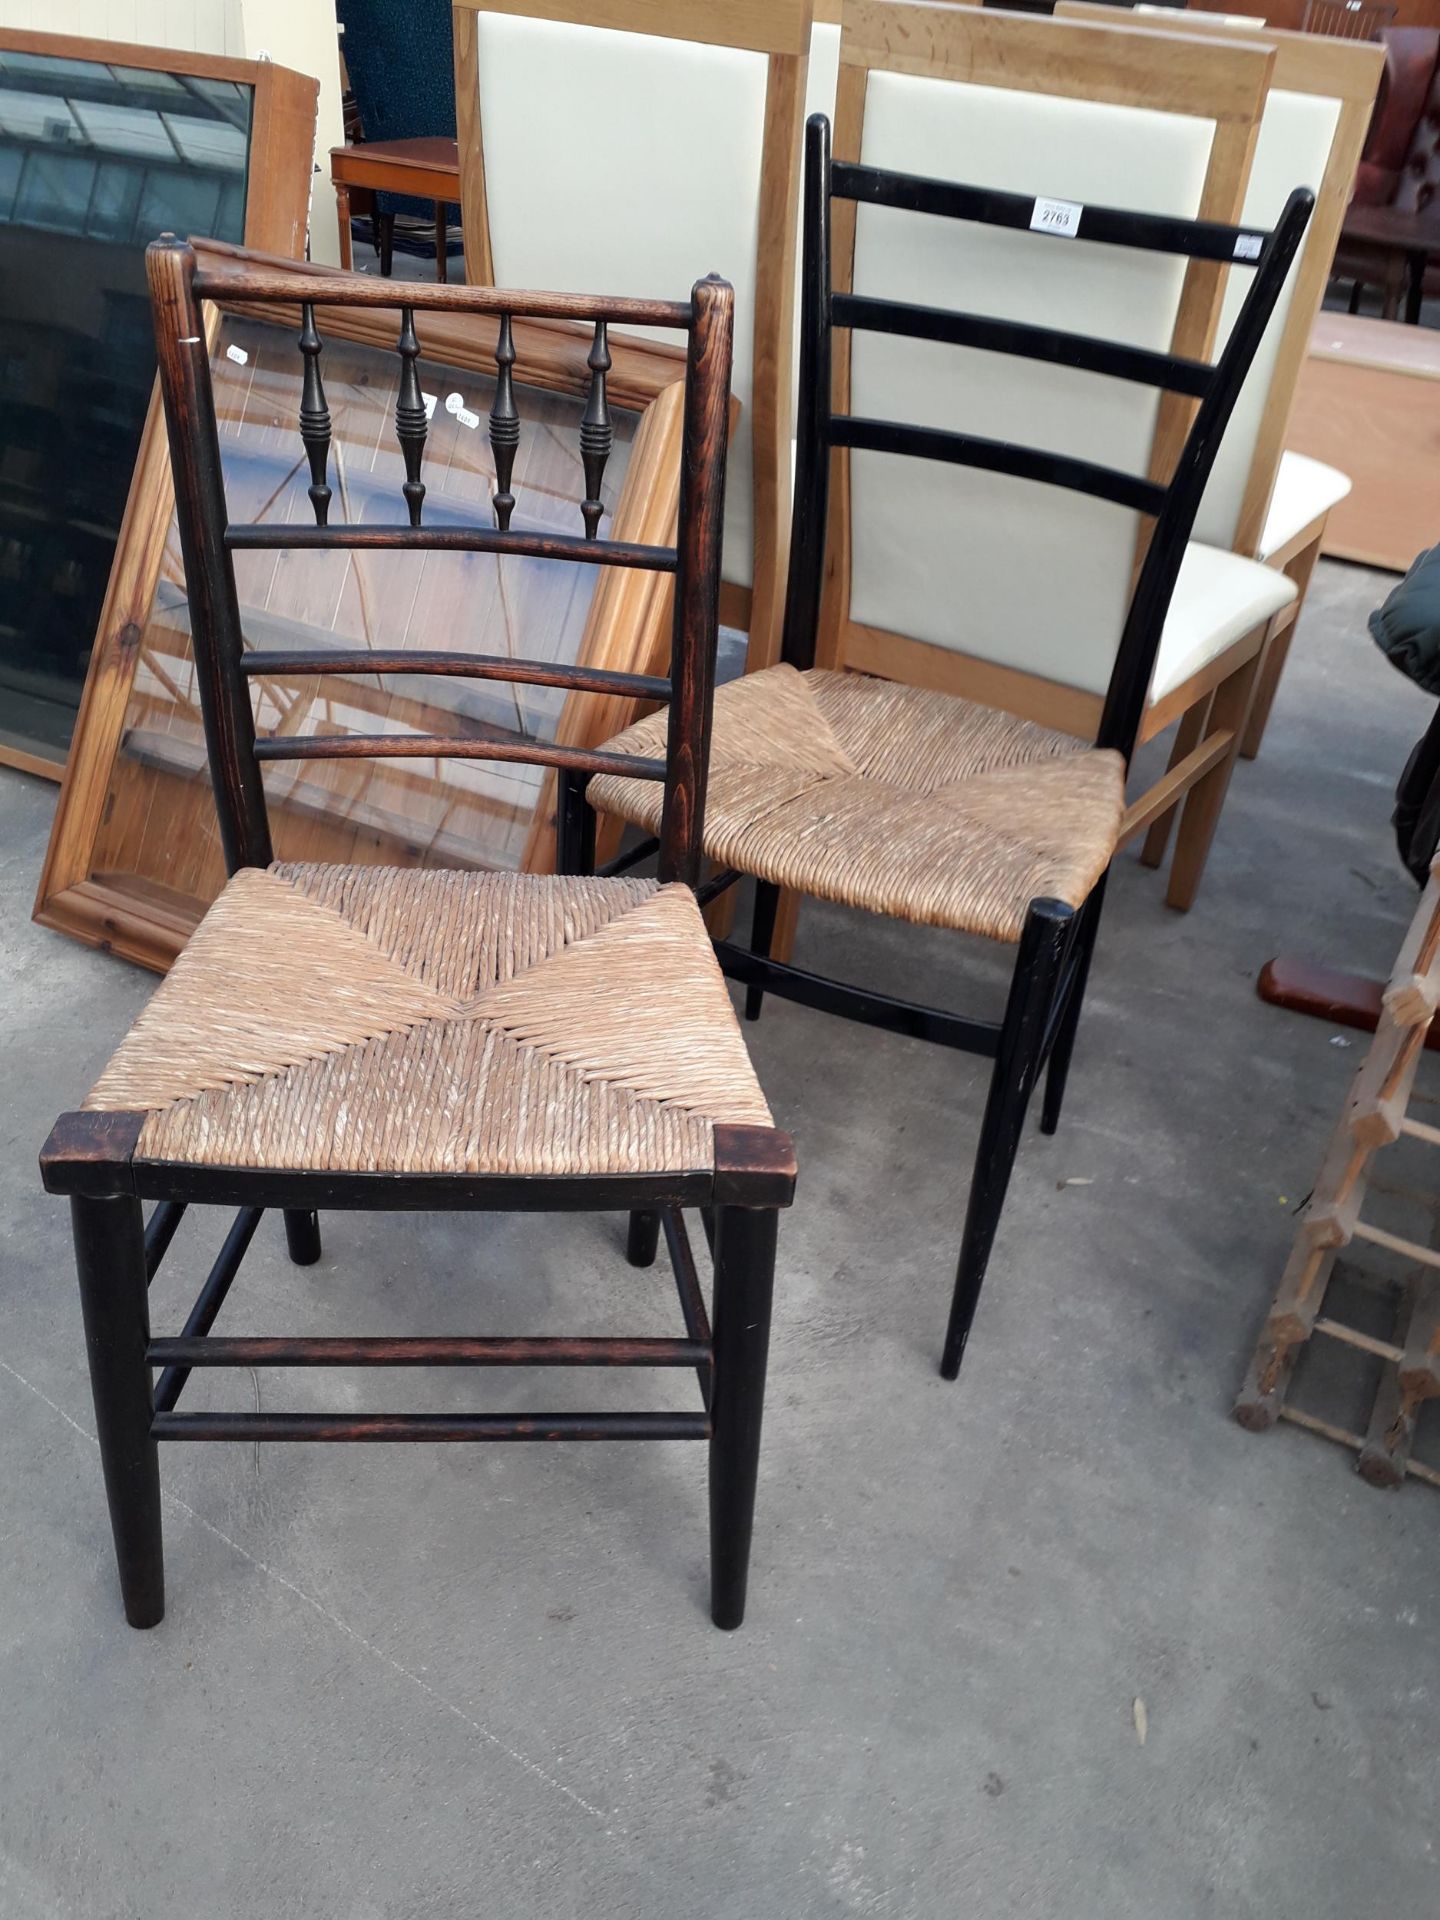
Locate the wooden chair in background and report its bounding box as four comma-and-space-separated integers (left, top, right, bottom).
588, 100, 1310, 1380
1060, 6, 1384, 900
449, 0, 815, 676
42, 244, 796, 1634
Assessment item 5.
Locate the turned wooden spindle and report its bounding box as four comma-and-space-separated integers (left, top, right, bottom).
579, 319, 612, 540
394, 306, 428, 528
488, 312, 519, 532
297, 302, 332, 526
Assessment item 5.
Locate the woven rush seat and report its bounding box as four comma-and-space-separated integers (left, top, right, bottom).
590, 666, 1126, 942
82, 865, 772, 1178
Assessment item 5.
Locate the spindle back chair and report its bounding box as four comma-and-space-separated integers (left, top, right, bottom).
589, 112, 1311, 1378
40, 241, 796, 1635
450, 0, 814, 672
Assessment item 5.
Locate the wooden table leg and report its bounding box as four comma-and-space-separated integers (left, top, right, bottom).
335, 182, 353, 272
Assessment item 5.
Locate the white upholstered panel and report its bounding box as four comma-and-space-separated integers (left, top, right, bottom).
1259, 448, 1349, 558
1152, 544, 1295, 699
1191, 88, 1341, 552
473, 16, 767, 588
806, 19, 841, 124
848, 70, 1217, 697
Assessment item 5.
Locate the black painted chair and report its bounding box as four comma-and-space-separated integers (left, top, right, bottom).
41, 244, 795, 1633
589, 114, 1311, 1381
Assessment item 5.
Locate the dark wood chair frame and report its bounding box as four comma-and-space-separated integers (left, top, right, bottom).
582, 114, 1311, 1383
40, 241, 796, 1634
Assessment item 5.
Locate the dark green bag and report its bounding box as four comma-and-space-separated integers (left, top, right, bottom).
1371, 544, 1440, 697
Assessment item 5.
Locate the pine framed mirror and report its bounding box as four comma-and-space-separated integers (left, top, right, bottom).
34, 238, 692, 973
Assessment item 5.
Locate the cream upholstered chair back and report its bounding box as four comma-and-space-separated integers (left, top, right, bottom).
451, 0, 813, 666
1057, 5, 1382, 557
827, 2, 1272, 702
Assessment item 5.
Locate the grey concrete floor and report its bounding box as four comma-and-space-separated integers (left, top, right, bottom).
4, 560, 1439, 1917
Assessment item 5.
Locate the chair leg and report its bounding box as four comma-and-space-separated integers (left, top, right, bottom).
71, 1193, 164, 1628
284, 1210, 322, 1265
1165, 648, 1264, 913
709, 1204, 778, 1630
376, 211, 395, 278
626, 1210, 660, 1267
743, 881, 781, 1022
1139, 695, 1211, 871
1041, 876, 1105, 1138
1240, 535, 1321, 761
941, 899, 1072, 1383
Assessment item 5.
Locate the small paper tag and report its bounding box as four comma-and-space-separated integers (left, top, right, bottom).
1233, 232, 1263, 261
1030, 197, 1082, 239
422, 391, 438, 421
444, 392, 465, 415
455, 406, 480, 430
225, 343, 249, 366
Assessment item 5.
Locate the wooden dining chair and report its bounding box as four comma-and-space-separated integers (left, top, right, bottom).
1056, 6, 1384, 898
449, 0, 814, 676
40, 242, 795, 1634
586, 112, 1310, 1380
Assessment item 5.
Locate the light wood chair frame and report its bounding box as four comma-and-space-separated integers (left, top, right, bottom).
449, 0, 814, 672
40, 243, 796, 1634
1058, 5, 1384, 899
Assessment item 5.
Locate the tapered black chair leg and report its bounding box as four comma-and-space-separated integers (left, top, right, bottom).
1041, 876, 1106, 1137
71, 1193, 164, 1628
744, 881, 781, 1022
941, 898, 1073, 1382
626, 1210, 661, 1267
283, 1209, 322, 1265
709, 1204, 778, 1629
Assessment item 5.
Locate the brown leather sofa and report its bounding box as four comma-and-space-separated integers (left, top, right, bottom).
1333, 26, 1440, 321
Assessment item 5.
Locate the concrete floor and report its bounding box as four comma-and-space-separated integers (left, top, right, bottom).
4, 559, 1439, 1917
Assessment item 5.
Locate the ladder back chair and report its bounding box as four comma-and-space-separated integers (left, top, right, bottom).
1058, 6, 1383, 896
39, 242, 796, 1634
588, 112, 1310, 1379
449, 0, 814, 673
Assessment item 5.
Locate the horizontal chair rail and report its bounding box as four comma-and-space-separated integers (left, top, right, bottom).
831, 161, 1267, 264
832, 293, 1214, 398
241, 649, 672, 703
153, 1410, 713, 1441
147, 1335, 710, 1368
831, 416, 1166, 517
715, 944, 1002, 1055
253, 736, 669, 780
224, 524, 677, 572
193, 270, 692, 327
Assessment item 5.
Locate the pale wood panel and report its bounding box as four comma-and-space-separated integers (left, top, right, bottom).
451, 0, 809, 56
1289, 323, 1440, 572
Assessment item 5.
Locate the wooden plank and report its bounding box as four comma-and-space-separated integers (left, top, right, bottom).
451, 0, 811, 56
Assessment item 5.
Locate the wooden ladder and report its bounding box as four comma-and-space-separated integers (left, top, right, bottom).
1235, 863, 1440, 1487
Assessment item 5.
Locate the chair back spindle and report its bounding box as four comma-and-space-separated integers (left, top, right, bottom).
145, 238, 733, 892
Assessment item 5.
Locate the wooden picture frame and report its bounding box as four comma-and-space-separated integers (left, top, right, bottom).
34, 238, 694, 974
449, 0, 812, 673
0, 29, 318, 781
